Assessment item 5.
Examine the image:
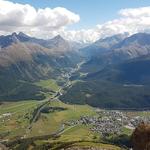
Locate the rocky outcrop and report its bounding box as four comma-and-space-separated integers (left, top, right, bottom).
0, 143, 8, 150
132, 122, 150, 150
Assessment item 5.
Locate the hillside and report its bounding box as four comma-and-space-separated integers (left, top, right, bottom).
86, 55, 150, 84
60, 33, 150, 109
60, 56, 150, 108
0, 33, 81, 101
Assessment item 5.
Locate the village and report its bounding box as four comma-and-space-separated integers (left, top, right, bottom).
65, 110, 150, 137
1, 107, 150, 139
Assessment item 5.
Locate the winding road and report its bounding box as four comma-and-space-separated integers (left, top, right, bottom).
25, 61, 85, 137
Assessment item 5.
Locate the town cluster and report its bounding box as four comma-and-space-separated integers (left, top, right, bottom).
65, 110, 150, 136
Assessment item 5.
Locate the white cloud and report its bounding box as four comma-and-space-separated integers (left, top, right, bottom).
119, 7, 150, 18
100, 6, 150, 36
0, 0, 80, 33
66, 6, 150, 43
59, 28, 101, 43
0, 0, 150, 43
40, 6, 150, 43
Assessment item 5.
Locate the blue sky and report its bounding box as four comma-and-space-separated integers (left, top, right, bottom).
9, 0, 150, 29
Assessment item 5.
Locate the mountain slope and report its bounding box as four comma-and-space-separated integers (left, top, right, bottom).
80, 33, 128, 59
80, 33, 150, 73
0, 32, 81, 101
60, 55, 150, 109
86, 55, 150, 84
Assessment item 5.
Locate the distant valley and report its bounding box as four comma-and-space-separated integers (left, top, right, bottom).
1, 32, 150, 150
1, 1, 150, 149
60, 33, 150, 109
1, 32, 150, 109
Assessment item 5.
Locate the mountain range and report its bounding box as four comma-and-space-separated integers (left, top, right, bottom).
1, 32, 150, 108
60, 32, 150, 109
0, 32, 81, 101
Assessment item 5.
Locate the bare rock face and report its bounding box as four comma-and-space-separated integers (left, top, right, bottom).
132, 122, 150, 150
0, 143, 8, 150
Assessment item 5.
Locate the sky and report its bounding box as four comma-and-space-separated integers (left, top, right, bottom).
0, 0, 150, 42
9, 0, 150, 29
